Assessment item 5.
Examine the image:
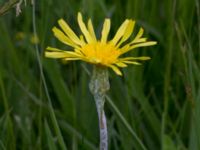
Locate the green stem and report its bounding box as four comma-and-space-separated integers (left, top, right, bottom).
89, 66, 110, 150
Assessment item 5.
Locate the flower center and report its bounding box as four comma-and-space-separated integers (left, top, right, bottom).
80, 42, 121, 66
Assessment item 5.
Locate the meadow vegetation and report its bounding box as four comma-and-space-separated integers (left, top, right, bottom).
0, 0, 199, 149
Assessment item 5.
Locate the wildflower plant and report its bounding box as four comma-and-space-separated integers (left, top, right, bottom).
45, 12, 157, 150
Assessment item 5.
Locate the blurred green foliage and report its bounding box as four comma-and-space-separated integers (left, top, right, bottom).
0, 0, 199, 150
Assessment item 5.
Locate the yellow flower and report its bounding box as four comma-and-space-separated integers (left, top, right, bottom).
15, 32, 25, 40
30, 34, 40, 44
45, 12, 157, 75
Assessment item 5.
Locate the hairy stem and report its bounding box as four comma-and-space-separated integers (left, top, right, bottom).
89, 66, 110, 150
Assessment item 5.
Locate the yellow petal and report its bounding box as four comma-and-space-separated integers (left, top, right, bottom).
58, 19, 85, 46
74, 49, 83, 55
123, 20, 135, 41
46, 46, 64, 52
121, 41, 157, 54
45, 52, 72, 58
62, 58, 81, 61
79, 35, 86, 43
130, 41, 157, 49
109, 65, 122, 76
77, 12, 94, 43
131, 27, 144, 43
101, 19, 111, 43
87, 19, 97, 41
46, 47, 82, 58
110, 19, 129, 46
131, 38, 147, 44
119, 56, 151, 61
115, 62, 128, 67
122, 61, 142, 65
117, 20, 135, 47
52, 27, 79, 48
119, 44, 130, 54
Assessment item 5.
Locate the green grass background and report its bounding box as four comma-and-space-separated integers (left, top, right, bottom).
0, 0, 199, 149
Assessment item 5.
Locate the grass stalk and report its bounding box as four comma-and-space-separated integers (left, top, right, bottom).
32, 1, 67, 149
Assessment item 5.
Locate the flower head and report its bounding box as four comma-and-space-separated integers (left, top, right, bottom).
45, 12, 157, 75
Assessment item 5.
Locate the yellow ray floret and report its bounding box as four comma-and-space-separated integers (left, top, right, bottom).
45, 12, 157, 76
